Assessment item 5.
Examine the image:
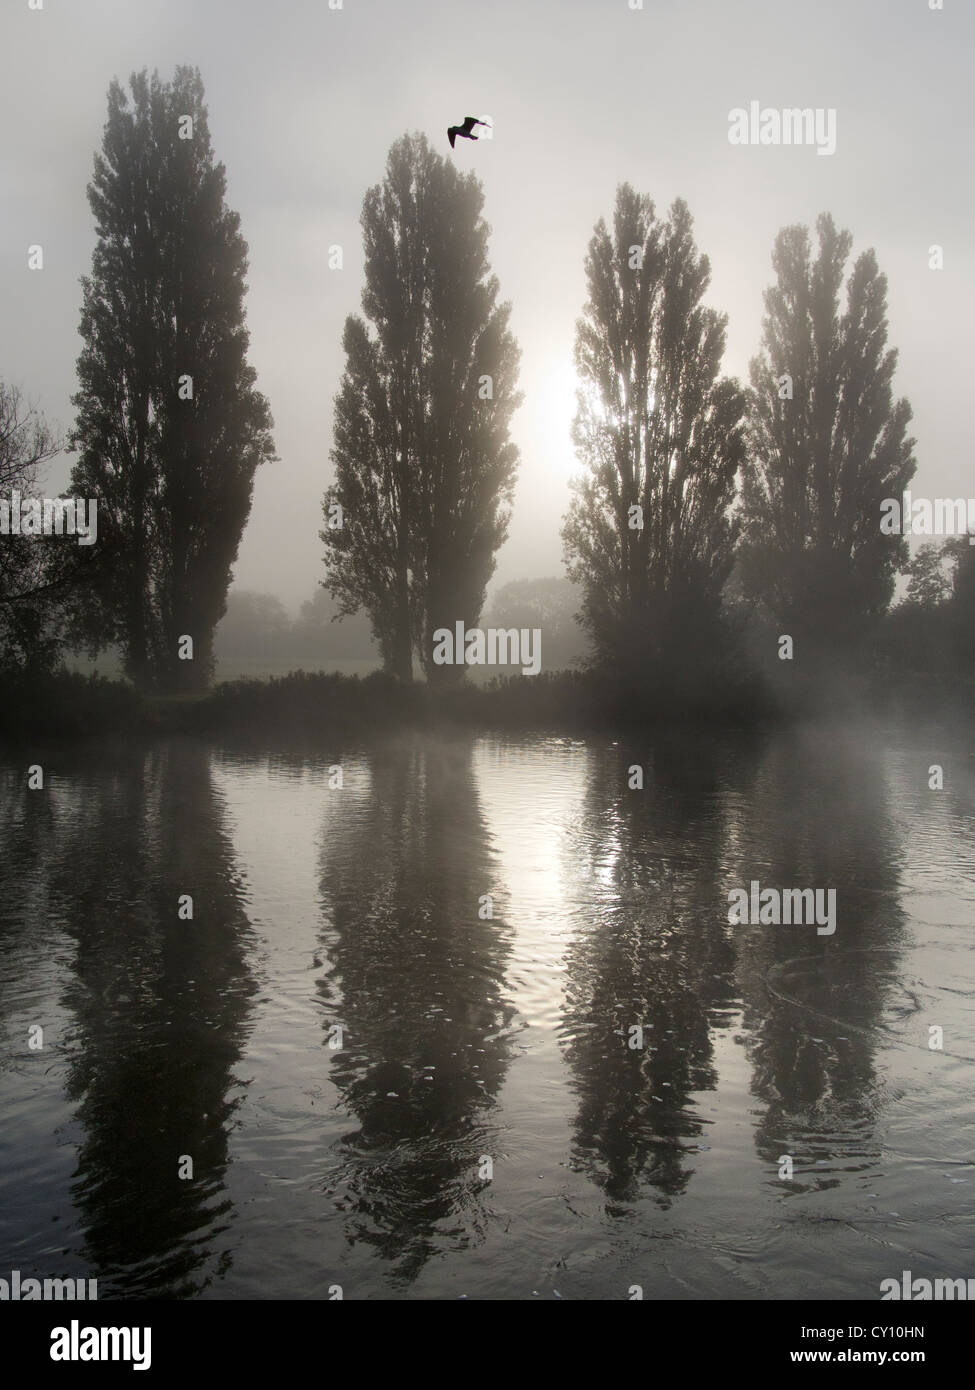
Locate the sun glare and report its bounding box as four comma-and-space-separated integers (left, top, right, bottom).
531, 358, 581, 474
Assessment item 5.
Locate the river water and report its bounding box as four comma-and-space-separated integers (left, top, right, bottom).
1, 720, 973, 1300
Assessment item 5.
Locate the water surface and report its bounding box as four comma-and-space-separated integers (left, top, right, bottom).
1, 721, 973, 1299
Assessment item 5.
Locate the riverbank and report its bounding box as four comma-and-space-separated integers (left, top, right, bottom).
1, 664, 970, 745
0, 666, 771, 742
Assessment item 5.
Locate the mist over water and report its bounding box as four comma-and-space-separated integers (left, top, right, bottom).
2, 719, 972, 1300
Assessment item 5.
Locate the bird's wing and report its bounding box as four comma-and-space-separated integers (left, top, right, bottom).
448, 128, 456, 147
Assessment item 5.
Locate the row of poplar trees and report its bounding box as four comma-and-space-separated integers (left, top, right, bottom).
24, 66, 916, 692
325, 146, 915, 687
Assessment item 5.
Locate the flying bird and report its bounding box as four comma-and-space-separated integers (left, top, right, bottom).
447, 116, 491, 149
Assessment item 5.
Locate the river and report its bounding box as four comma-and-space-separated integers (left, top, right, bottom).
1, 719, 972, 1299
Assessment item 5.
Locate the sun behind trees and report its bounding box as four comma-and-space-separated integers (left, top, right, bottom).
0, 64, 937, 729
321, 133, 521, 685
561, 186, 747, 698
69, 67, 276, 694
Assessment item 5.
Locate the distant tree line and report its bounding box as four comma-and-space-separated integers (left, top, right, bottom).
1, 66, 969, 714
215, 587, 375, 667
0, 383, 62, 671
882, 539, 975, 684
212, 575, 588, 675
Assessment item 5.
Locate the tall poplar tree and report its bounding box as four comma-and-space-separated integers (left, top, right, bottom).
70, 67, 275, 692
740, 213, 916, 655
322, 133, 521, 683
561, 186, 747, 682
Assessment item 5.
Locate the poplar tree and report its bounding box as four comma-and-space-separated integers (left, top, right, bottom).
561, 186, 746, 682
70, 67, 275, 692
322, 133, 521, 683
740, 213, 916, 654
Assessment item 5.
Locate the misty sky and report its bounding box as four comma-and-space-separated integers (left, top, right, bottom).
2, 0, 972, 612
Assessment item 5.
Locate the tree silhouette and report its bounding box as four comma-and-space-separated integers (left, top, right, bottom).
315, 738, 515, 1282
54, 741, 257, 1295
948, 536, 975, 673
561, 186, 746, 689
0, 382, 62, 672
904, 540, 958, 609
740, 213, 916, 659
69, 67, 275, 692
321, 133, 521, 684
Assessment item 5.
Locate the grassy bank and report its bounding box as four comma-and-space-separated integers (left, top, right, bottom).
6, 660, 966, 746
0, 664, 782, 743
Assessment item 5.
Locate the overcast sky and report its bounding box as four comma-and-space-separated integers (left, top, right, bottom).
2, 0, 972, 611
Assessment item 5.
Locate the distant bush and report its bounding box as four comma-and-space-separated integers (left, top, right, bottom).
0, 669, 146, 740
191, 664, 778, 738
0, 660, 829, 747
